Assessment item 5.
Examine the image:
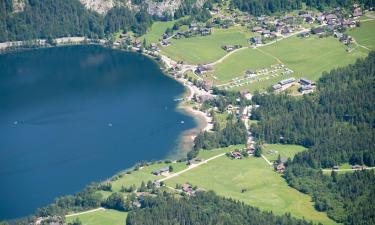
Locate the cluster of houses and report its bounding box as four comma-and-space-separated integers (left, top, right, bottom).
228, 147, 255, 159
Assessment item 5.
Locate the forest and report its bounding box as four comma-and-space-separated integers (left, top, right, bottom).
250, 52, 375, 225
126, 191, 315, 225
230, 0, 374, 15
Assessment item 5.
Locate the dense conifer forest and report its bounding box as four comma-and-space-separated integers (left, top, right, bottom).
250, 52, 375, 225
230, 0, 374, 15
126, 191, 315, 225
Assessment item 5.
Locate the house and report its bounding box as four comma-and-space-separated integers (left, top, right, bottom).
339, 34, 352, 44
272, 84, 282, 92
200, 27, 211, 36
299, 85, 314, 94
161, 39, 170, 46
261, 30, 271, 37
202, 80, 213, 91
334, 31, 343, 38
195, 64, 213, 75
182, 183, 194, 193
252, 26, 263, 33
325, 14, 338, 21
276, 163, 285, 173
223, 45, 235, 52
195, 156, 203, 162
332, 166, 339, 170
230, 151, 242, 159
152, 167, 169, 176
299, 78, 315, 86
298, 31, 310, 38
152, 180, 161, 188
311, 27, 325, 35
279, 77, 296, 87
353, 6, 363, 17
250, 36, 262, 45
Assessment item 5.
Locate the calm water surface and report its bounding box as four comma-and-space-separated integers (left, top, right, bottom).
0, 45, 195, 219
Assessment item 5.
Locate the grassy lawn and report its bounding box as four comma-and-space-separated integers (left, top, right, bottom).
140, 20, 176, 44
212, 48, 278, 84
347, 20, 375, 50
262, 144, 307, 161
165, 147, 336, 225
261, 36, 367, 81
161, 27, 252, 64
66, 209, 127, 225
111, 161, 188, 192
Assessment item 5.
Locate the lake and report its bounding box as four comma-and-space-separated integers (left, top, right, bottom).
0, 45, 196, 219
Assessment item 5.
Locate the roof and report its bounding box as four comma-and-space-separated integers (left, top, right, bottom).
279, 77, 296, 85
300, 78, 314, 85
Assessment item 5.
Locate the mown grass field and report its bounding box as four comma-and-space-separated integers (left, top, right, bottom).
111, 161, 188, 192
212, 48, 278, 84
140, 20, 176, 44
348, 20, 375, 50
66, 209, 127, 225
161, 27, 252, 64
210, 35, 368, 92
262, 144, 307, 161
165, 146, 337, 225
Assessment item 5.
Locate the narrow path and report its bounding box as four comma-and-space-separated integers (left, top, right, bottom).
261, 154, 273, 166
158, 153, 226, 182
65, 207, 105, 217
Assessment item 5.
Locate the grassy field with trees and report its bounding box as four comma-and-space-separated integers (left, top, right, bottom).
66, 209, 127, 225
165, 147, 336, 225
161, 27, 252, 64
347, 20, 375, 51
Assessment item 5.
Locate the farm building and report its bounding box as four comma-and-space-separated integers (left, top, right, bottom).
152, 167, 169, 176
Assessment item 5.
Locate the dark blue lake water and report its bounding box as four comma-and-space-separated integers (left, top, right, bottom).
0, 45, 196, 219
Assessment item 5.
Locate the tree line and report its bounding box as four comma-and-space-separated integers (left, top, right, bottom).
250, 52, 375, 225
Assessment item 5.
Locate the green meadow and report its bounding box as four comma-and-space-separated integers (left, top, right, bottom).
212, 48, 278, 84
348, 20, 375, 50
165, 146, 336, 225
161, 27, 252, 64
211, 35, 368, 92
140, 20, 176, 44
262, 144, 307, 161
66, 209, 127, 225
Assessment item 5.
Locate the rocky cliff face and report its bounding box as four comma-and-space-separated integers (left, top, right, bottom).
77, 0, 207, 16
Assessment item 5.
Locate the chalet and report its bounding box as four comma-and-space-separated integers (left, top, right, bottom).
261, 30, 271, 37
152, 167, 169, 176
161, 39, 170, 46
133, 40, 142, 48
182, 183, 193, 194
332, 166, 339, 170
150, 43, 160, 52
276, 163, 285, 173
279, 77, 296, 87
334, 31, 343, 38
299, 78, 315, 86
353, 6, 363, 17
341, 19, 356, 28
195, 64, 213, 75
200, 27, 211, 36
223, 45, 235, 52
196, 94, 214, 103
152, 180, 161, 188
162, 33, 169, 39
252, 26, 263, 33
202, 80, 213, 92
339, 34, 352, 44
298, 31, 310, 38
317, 14, 325, 24
311, 27, 325, 35
247, 147, 255, 155
189, 22, 198, 31
250, 36, 262, 45
325, 14, 338, 21
230, 151, 242, 159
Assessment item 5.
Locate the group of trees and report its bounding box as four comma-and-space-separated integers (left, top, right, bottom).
126, 191, 315, 225
250, 52, 375, 224
0, 0, 150, 42
230, 0, 374, 15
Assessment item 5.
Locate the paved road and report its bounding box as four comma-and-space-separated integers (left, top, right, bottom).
261, 154, 273, 166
